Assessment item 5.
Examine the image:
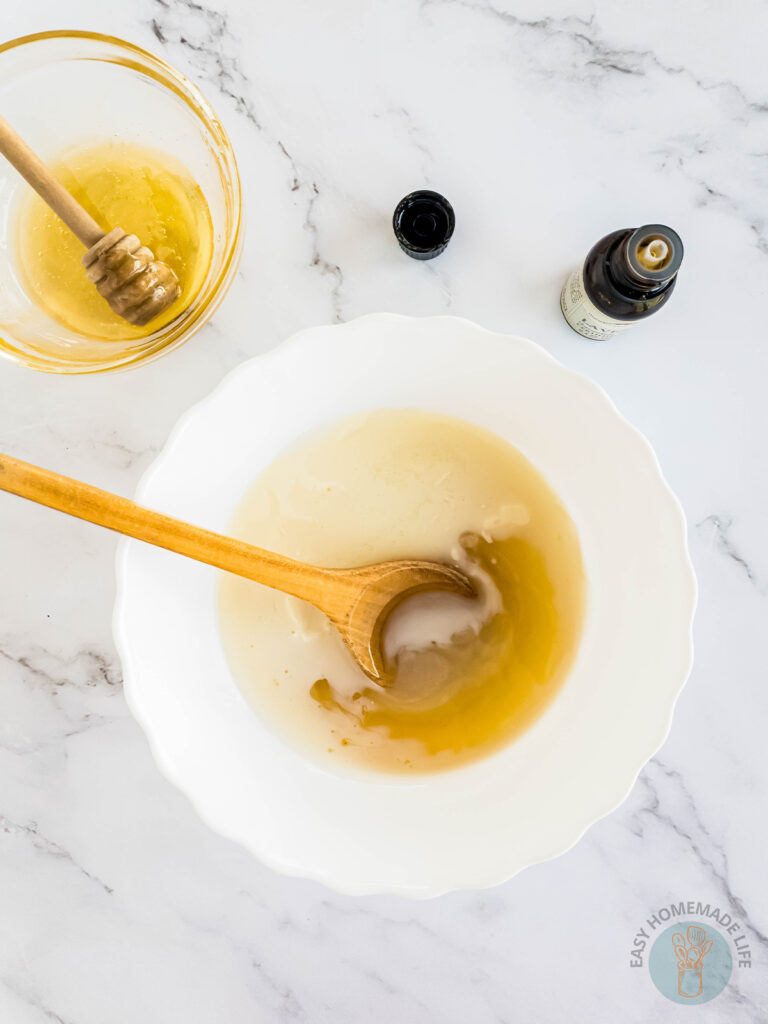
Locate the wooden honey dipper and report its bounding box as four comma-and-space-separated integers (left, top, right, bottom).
0, 114, 180, 327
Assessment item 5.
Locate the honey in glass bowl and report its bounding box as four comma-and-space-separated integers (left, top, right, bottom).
18, 141, 214, 340
0, 31, 242, 374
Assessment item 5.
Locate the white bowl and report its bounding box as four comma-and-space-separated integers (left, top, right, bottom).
114, 314, 696, 898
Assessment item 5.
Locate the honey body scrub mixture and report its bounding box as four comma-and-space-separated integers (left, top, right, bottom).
17, 140, 213, 339
219, 409, 586, 774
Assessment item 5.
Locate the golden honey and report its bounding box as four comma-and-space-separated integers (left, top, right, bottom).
219, 410, 586, 774
17, 141, 213, 339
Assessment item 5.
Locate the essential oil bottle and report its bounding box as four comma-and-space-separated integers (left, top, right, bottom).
560, 224, 683, 340
393, 190, 455, 260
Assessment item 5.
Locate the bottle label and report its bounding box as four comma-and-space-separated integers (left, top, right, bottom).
560, 267, 633, 341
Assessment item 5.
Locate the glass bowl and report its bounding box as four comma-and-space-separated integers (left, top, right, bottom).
0, 31, 243, 374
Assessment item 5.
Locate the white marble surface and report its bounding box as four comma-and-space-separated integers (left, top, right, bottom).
1, 1, 767, 1020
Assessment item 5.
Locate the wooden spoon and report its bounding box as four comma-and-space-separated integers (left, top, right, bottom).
0, 114, 180, 327
0, 453, 475, 681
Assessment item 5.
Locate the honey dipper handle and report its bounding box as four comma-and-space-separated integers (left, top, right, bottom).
0, 114, 104, 248
0, 453, 338, 607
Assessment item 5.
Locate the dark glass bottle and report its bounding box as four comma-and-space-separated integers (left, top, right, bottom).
561, 224, 683, 340
393, 190, 455, 260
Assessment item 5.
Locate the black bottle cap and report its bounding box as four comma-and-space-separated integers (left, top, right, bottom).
625, 224, 683, 284
393, 190, 455, 260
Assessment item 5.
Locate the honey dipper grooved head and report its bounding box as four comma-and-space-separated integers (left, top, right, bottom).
82, 227, 181, 327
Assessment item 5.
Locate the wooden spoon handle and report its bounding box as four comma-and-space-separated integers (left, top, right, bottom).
0, 452, 333, 605
0, 114, 104, 248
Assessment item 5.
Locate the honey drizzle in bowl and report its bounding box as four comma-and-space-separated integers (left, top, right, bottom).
314, 533, 570, 763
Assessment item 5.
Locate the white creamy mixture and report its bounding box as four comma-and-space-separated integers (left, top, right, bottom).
218, 409, 585, 774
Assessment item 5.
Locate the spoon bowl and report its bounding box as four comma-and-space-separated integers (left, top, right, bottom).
326, 559, 476, 680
